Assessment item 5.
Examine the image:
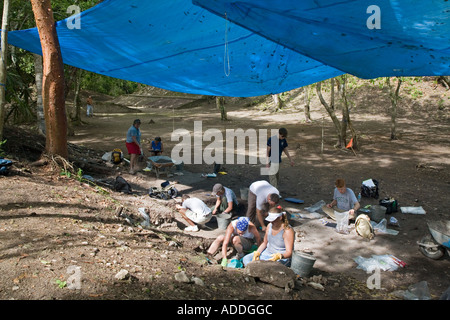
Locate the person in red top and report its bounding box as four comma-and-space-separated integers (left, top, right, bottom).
125, 119, 142, 174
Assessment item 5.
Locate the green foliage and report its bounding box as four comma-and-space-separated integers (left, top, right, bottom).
0, 139, 6, 157
1, 0, 138, 125
76, 168, 83, 182
55, 279, 67, 289
60, 169, 71, 178
81, 72, 139, 96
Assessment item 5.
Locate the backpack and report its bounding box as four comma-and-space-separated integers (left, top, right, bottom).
355, 214, 374, 240
379, 198, 398, 214
111, 148, 123, 164
361, 179, 379, 199
114, 176, 132, 194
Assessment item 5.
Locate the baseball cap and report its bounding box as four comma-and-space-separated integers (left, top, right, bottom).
211, 183, 224, 196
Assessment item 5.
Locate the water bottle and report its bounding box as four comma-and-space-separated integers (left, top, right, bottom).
357, 193, 361, 202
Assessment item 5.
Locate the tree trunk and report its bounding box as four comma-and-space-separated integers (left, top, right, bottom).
71, 68, 82, 124
272, 94, 286, 112
386, 77, 402, 140
339, 75, 358, 150
30, 0, 68, 159
438, 76, 449, 90
34, 53, 45, 135
316, 80, 343, 147
216, 96, 227, 121
303, 85, 312, 122
0, 0, 10, 141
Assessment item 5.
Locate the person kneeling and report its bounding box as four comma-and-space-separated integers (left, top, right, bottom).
176, 195, 212, 232
207, 217, 262, 267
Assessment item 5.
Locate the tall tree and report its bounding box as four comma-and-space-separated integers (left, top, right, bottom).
386, 77, 402, 140
271, 93, 286, 112
303, 85, 313, 123
34, 53, 45, 135
316, 78, 344, 147
339, 75, 358, 150
0, 0, 10, 141
216, 96, 227, 121
30, 0, 68, 158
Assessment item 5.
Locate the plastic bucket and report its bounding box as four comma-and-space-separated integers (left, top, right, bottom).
370, 205, 386, 223
240, 187, 249, 200
291, 252, 316, 277
216, 213, 232, 230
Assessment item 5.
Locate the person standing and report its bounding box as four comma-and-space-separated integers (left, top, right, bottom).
245, 180, 280, 232
86, 96, 93, 117
266, 127, 294, 189
125, 119, 142, 174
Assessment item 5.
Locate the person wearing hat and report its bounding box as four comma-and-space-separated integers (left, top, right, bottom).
125, 119, 143, 174
245, 180, 280, 232
211, 183, 238, 216
207, 217, 261, 267
149, 136, 164, 156
242, 207, 294, 267
266, 127, 294, 189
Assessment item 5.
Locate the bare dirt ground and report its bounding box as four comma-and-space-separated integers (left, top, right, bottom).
0, 79, 449, 302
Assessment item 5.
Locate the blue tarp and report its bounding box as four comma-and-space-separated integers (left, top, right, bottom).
194, 0, 450, 79
7, 0, 342, 97
6, 0, 450, 97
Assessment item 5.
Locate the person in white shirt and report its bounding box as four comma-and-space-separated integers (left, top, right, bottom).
176, 195, 212, 232
245, 180, 280, 232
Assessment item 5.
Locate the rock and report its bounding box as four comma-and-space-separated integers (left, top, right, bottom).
244, 261, 296, 291
191, 277, 205, 286
307, 282, 325, 291
168, 241, 178, 247
115, 269, 130, 280
174, 271, 191, 283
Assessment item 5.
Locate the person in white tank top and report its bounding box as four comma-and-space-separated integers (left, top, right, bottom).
242, 207, 294, 267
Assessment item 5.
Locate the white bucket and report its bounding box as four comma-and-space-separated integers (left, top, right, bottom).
291, 252, 316, 277
240, 187, 249, 200
216, 213, 232, 230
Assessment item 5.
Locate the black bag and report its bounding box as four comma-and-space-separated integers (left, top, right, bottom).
379, 198, 398, 214
361, 179, 379, 199
114, 176, 132, 194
